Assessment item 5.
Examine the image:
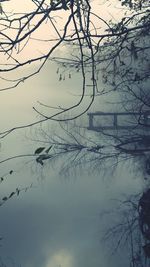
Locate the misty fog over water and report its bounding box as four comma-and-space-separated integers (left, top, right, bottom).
0, 62, 143, 267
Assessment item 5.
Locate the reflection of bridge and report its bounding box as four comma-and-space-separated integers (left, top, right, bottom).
87, 111, 150, 131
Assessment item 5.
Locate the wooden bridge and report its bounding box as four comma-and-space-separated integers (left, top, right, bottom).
87, 111, 150, 131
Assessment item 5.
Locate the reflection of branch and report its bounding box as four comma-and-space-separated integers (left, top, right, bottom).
0, 183, 35, 207
102, 193, 147, 266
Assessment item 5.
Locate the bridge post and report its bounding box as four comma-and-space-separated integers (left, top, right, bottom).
88, 114, 93, 129
114, 114, 118, 128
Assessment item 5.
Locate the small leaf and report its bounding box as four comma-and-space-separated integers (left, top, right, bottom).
45, 145, 52, 154
36, 157, 44, 166
34, 147, 45, 154
9, 192, 15, 198
62, 0, 69, 10
9, 170, 13, 175
2, 197, 7, 201
0, 4, 3, 15
16, 188, 20, 196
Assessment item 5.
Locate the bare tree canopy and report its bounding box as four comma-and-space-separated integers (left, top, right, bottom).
0, 0, 149, 138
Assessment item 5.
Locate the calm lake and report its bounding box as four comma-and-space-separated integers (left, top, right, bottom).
0, 62, 143, 267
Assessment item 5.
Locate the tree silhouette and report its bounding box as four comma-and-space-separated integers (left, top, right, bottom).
0, 0, 149, 138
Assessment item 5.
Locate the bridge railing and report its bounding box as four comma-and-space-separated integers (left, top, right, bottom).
87, 111, 150, 131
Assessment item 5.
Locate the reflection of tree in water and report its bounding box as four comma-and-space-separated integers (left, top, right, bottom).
139, 189, 150, 258
0, 169, 34, 242
0, 258, 21, 267
102, 191, 150, 267
1, 117, 150, 265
